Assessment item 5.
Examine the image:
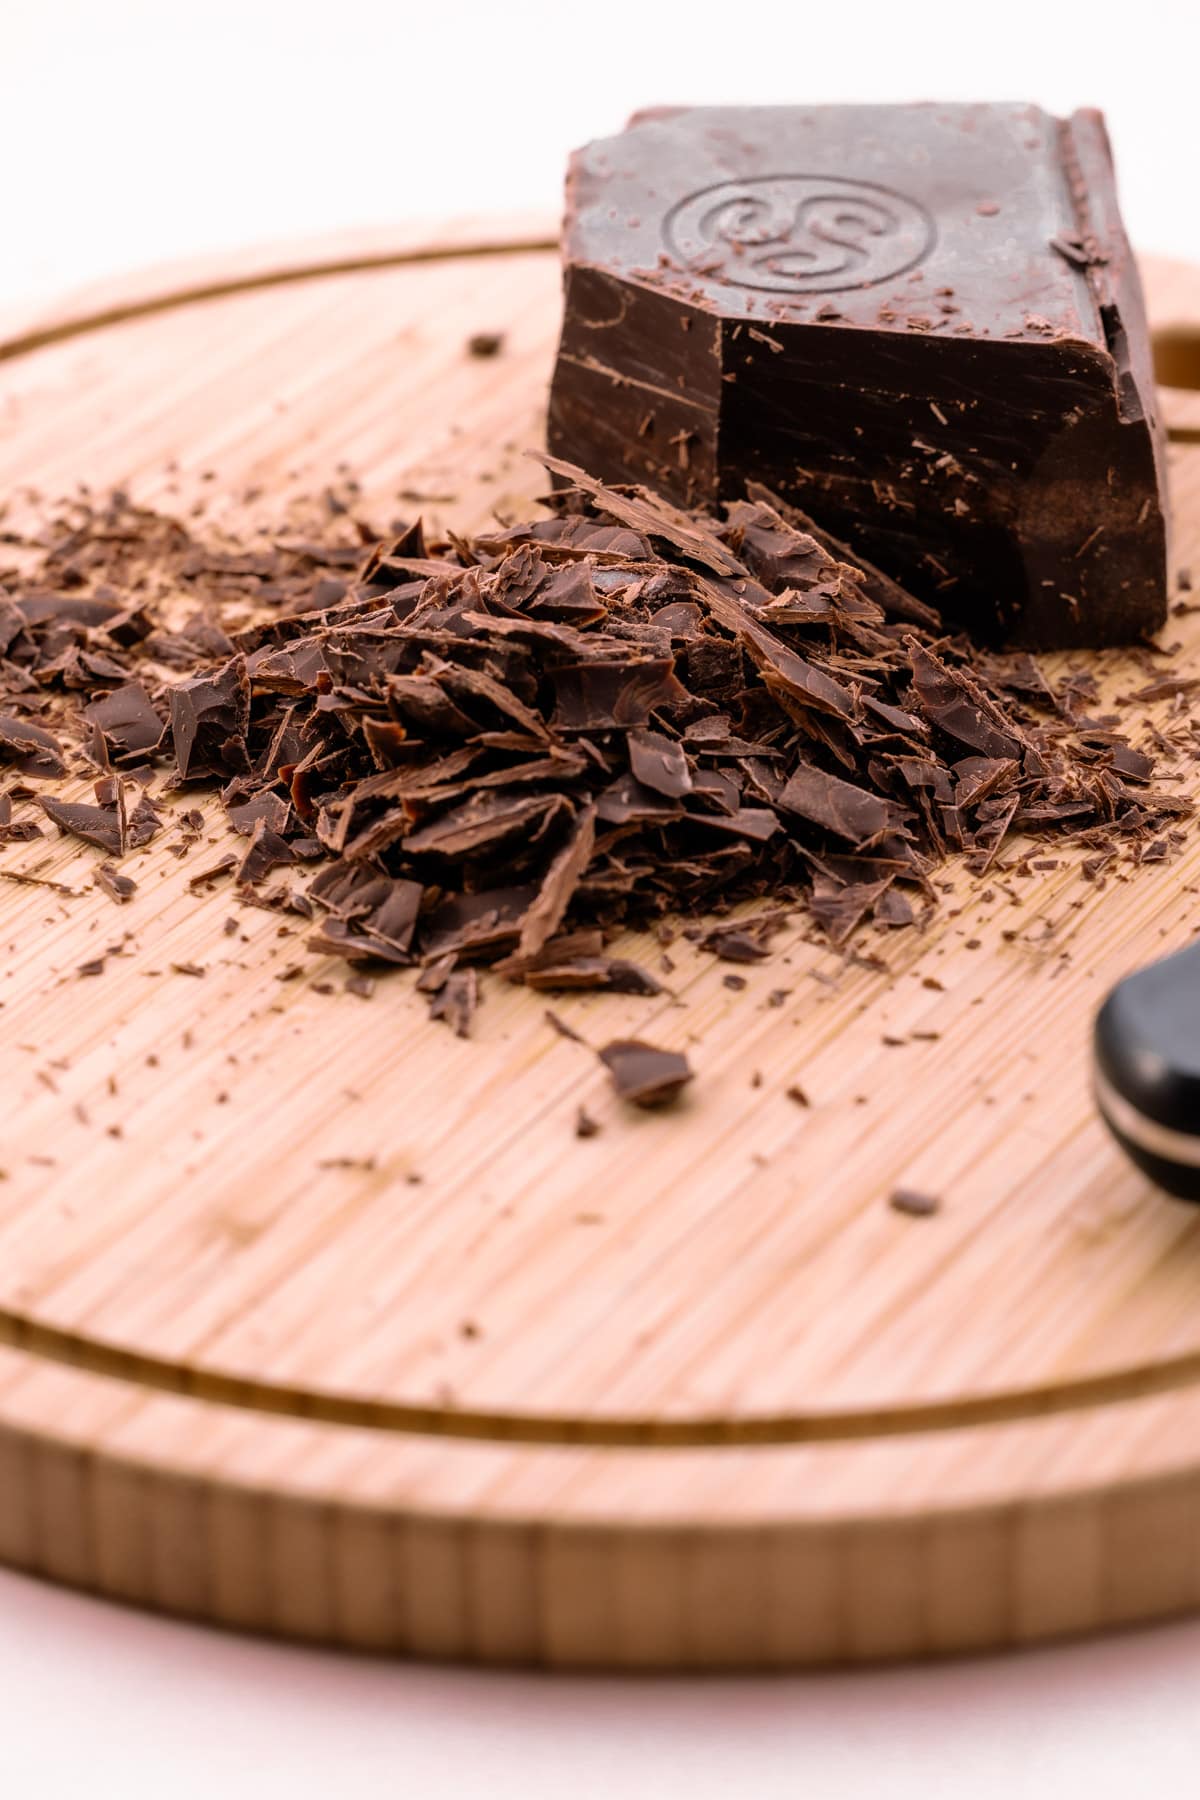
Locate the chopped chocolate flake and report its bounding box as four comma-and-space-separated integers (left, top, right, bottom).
598, 1038, 694, 1108
170, 655, 250, 779
186, 852, 238, 890
523, 955, 664, 995
701, 925, 769, 964
785, 1083, 811, 1107
428, 967, 478, 1037
82, 683, 164, 760
95, 863, 137, 903
38, 793, 159, 856
0, 712, 66, 778
627, 726, 692, 798
467, 332, 505, 358
1128, 676, 1200, 704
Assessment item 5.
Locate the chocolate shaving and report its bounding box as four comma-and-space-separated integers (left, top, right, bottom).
82, 683, 164, 760
38, 792, 159, 856
170, 655, 250, 779
428, 967, 478, 1037
524, 955, 664, 994
0, 712, 67, 777
598, 1038, 694, 1107
95, 863, 137, 903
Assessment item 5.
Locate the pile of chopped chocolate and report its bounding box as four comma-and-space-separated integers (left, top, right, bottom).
0, 460, 1192, 1038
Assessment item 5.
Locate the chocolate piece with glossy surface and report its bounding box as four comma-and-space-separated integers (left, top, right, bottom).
548, 103, 1168, 648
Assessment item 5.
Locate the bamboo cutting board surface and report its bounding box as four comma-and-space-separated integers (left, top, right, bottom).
0, 218, 1199, 1665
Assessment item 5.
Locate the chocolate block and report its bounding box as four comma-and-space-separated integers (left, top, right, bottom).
547, 104, 1168, 648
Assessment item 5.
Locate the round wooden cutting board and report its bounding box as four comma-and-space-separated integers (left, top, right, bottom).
0, 219, 1199, 1667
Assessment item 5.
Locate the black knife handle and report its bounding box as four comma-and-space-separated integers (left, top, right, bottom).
1094, 939, 1200, 1200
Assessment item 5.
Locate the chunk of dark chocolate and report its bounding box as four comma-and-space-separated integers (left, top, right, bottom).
548, 104, 1167, 648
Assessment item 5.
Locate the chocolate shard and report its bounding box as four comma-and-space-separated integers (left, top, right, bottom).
513, 803, 597, 963
82, 682, 164, 760
628, 726, 692, 798
0, 711, 66, 777
907, 642, 1024, 761
226, 790, 291, 836
170, 654, 250, 779
428, 967, 479, 1037
523, 955, 665, 995
778, 765, 896, 846
95, 862, 137, 903
808, 874, 894, 945
405, 791, 566, 859
235, 819, 296, 885
548, 104, 1167, 648
550, 656, 689, 731
745, 484, 943, 631
598, 1038, 694, 1107
38, 796, 124, 855
308, 863, 424, 963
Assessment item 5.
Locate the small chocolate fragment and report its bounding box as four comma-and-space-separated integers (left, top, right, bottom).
889, 1187, 940, 1218
82, 683, 164, 760
95, 863, 137, 903
777, 766, 893, 846
38, 793, 159, 855
0, 712, 67, 777
548, 104, 1167, 648
188, 853, 238, 889
467, 332, 505, 358
628, 727, 692, 798
523, 955, 664, 994
428, 967, 479, 1037
170, 654, 250, 778
598, 1038, 694, 1107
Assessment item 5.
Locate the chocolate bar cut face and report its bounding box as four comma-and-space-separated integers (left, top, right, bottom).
547, 104, 1168, 648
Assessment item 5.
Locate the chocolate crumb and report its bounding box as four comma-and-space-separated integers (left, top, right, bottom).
889, 1187, 940, 1217
575, 1105, 601, 1138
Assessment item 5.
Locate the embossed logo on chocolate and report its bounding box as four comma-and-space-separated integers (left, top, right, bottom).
663, 175, 935, 295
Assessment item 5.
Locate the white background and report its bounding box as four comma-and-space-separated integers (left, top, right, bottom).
6, 0, 1200, 306
4, 1, 1200, 1794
